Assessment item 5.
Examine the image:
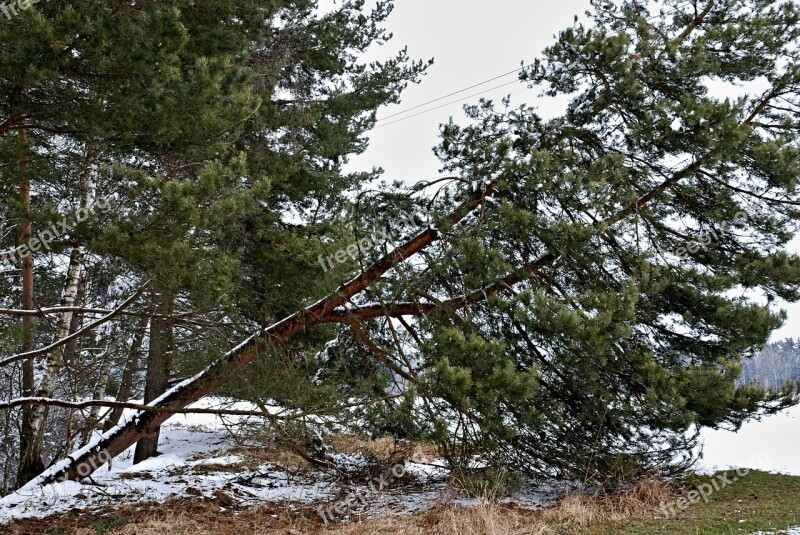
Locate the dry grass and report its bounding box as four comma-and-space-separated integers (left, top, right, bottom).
9, 499, 321, 535
54, 503, 553, 535
327, 435, 437, 464
74, 516, 204, 535
542, 477, 677, 527
224, 435, 436, 472
326, 504, 553, 535
227, 444, 314, 471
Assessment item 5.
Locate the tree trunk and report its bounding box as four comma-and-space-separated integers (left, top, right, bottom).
105, 318, 148, 431
18, 246, 86, 485
63, 269, 86, 456
17, 153, 95, 485
26, 187, 490, 486
16, 156, 41, 487
133, 295, 173, 464
1, 377, 14, 494
26, 226, 460, 485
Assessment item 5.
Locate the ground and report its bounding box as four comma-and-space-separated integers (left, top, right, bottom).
1, 399, 799, 534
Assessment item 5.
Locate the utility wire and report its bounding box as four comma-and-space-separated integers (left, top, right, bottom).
374, 1, 696, 129
375, 64, 533, 123
374, 80, 521, 129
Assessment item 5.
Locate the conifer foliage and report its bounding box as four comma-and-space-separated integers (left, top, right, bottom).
0, 0, 427, 489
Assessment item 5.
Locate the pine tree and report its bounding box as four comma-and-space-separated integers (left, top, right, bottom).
415, 0, 800, 481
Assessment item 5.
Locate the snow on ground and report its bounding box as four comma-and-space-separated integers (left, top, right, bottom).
2, 398, 799, 525
696, 403, 800, 476
0, 397, 555, 525
0, 401, 336, 524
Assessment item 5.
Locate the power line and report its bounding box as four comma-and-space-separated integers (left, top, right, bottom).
376, 64, 533, 123
374, 80, 521, 129
374, 2, 696, 130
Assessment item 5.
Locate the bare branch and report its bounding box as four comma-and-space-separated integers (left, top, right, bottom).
346, 319, 418, 383
0, 395, 403, 421
699, 169, 800, 207
0, 306, 236, 328
0, 281, 151, 368
0, 397, 270, 416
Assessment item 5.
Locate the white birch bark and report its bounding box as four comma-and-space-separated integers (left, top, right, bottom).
27, 246, 86, 445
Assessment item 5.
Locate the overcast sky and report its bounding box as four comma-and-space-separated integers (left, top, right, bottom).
346, 0, 800, 342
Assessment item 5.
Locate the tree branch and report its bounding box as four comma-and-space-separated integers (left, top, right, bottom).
0, 397, 271, 417
0, 281, 151, 368
0, 306, 235, 328
673, 1, 716, 46
345, 319, 418, 383
698, 169, 800, 207
0, 395, 403, 421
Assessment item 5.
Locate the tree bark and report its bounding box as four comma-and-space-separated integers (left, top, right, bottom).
133, 294, 173, 464
105, 318, 148, 431
16, 134, 41, 487
63, 269, 86, 456
17, 144, 96, 486
18, 246, 86, 485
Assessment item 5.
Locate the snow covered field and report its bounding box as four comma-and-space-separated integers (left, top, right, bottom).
0, 403, 335, 523
1, 399, 798, 525
696, 403, 800, 476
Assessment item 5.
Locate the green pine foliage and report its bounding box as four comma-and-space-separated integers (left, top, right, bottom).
0, 0, 427, 488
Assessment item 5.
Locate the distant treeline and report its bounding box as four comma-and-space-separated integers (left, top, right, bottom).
739, 339, 800, 390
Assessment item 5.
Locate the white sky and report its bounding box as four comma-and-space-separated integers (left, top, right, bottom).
346, 0, 799, 342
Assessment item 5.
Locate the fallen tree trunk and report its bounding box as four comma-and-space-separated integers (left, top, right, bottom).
22, 185, 493, 487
